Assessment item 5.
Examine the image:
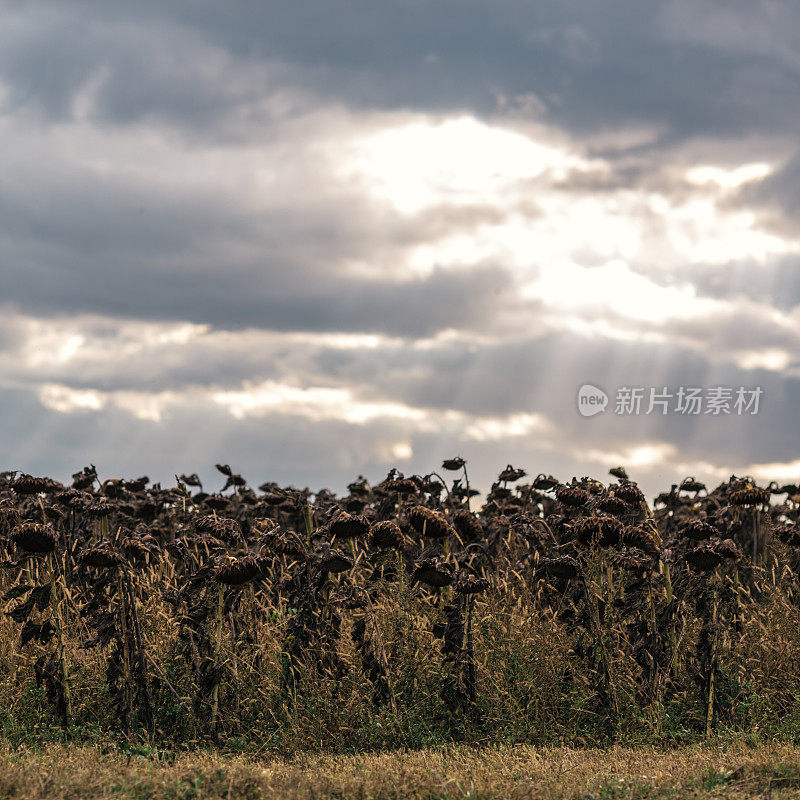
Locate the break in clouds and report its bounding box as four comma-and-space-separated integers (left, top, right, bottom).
1, 0, 800, 497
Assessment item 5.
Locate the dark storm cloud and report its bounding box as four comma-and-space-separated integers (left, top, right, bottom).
0, 5, 300, 137
4, 0, 800, 141
142, 1, 800, 141
0, 111, 518, 336
1, 0, 798, 339
2, 0, 800, 493
0, 317, 24, 352
2, 247, 515, 337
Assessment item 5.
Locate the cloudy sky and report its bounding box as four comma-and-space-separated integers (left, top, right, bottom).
2, 0, 800, 498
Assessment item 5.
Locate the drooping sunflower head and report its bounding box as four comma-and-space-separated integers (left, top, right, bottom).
12, 522, 57, 555
407, 506, 456, 539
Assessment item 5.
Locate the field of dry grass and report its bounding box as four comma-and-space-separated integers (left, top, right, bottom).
0, 742, 799, 799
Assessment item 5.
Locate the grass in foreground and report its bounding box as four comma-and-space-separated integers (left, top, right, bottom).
0, 743, 799, 799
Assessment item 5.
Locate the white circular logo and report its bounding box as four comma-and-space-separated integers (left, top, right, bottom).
577, 384, 608, 417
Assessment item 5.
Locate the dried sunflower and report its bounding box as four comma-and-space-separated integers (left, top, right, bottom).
214, 555, 260, 586
541, 556, 580, 580
369, 520, 404, 549
413, 557, 455, 587
453, 510, 484, 542
615, 482, 645, 505
12, 475, 52, 495
730, 485, 770, 507
329, 511, 370, 540
455, 572, 490, 595
12, 523, 56, 554
682, 521, 716, 541
555, 485, 590, 508
81, 544, 124, 569
407, 506, 456, 539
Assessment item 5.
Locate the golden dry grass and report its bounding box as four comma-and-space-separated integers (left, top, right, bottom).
0, 742, 799, 799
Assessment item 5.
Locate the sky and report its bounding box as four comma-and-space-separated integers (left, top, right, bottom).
1, 0, 800, 499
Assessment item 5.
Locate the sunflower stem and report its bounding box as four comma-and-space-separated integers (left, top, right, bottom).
705, 589, 719, 739
117, 570, 134, 735
579, 566, 621, 738
48, 553, 71, 730
210, 583, 224, 737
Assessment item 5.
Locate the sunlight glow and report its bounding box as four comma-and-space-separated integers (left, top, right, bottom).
747, 459, 800, 483
583, 443, 677, 469
665, 200, 794, 265
112, 391, 177, 422
213, 381, 428, 424
464, 413, 550, 442
343, 115, 598, 214
338, 112, 798, 333
735, 348, 793, 371
39, 384, 105, 413
685, 162, 772, 190
37, 383, 177, 421
522, 260, 713, 322
391, 441, 413, 460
